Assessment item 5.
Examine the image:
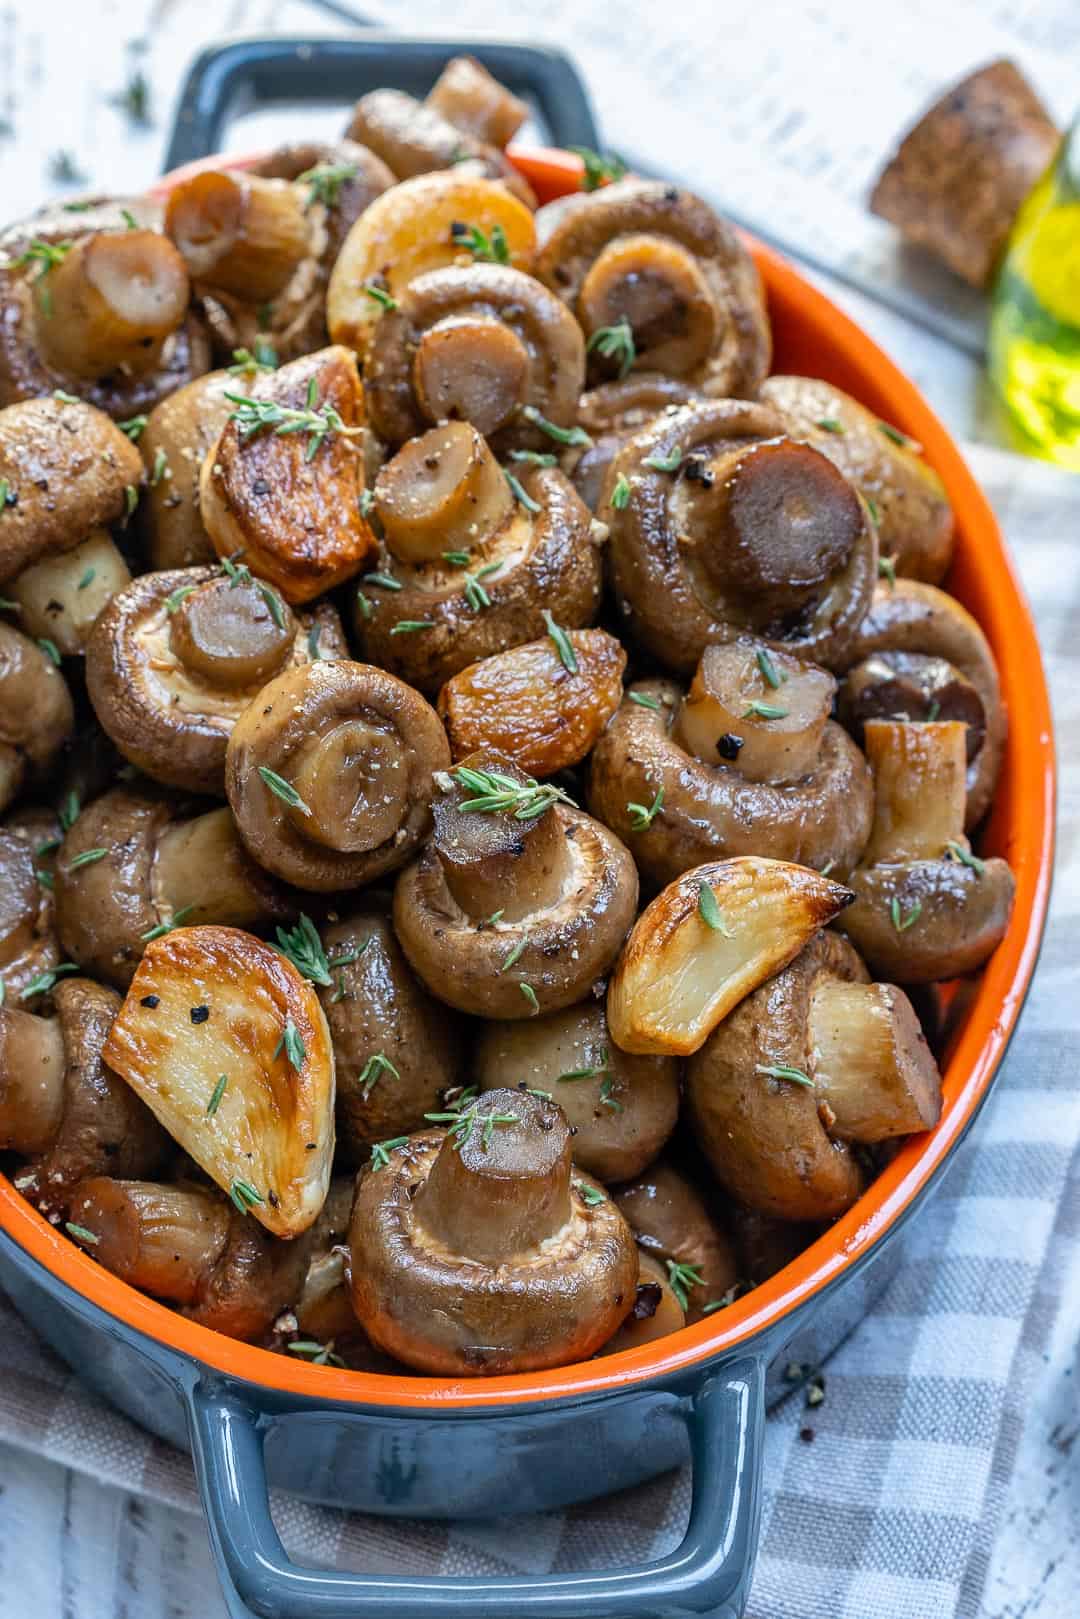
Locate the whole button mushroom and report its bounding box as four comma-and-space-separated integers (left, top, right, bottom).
199, 346, 378, 605
840, 720, 1015, 984
394, 750, 638, 1021
165, 169, 312, 307
137, 368, 249, 571
356, 423, 603, 696
348, 1088, 639, 1374
0, 976, 168, 1219
687, 931, 944, 1222
54, 787, 293, 989
836, 579, 1006, 830
0, 812, 61, 1006
760, 376, 955, 584
225, 660, 450, 893
475, 995, 679, 1184
0, 621, 75, 814
614, 1159, 739, 1324
599, 1251, 686, 1356
571, 376, 705, 511
0, 207, 209, 416
602, 400, 878, 676
363, 264, 585, 454
534, 178, 770, 397
65, 1177, 312, 1342
342, 88, 533, 203
587, 637, 873, 886
86, 564, 346, 794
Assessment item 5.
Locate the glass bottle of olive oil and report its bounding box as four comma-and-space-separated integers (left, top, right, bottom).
989, 119, 1080, 469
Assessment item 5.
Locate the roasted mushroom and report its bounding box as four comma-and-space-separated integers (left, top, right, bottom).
342, 84, 533, 204
760, 376, 955, 583
0, 213, 209, 415
1, 976, 168, 1218
840, 719, 1015, 984
614, 1160, 739, 1323
0, 813, 61, 1005
425, 55, 528, 150
836, 579, 1006, 829
54, 787, 291, 989
348, 1088, 638, 1374
534, 179, 770, 396
363, 264, 585, 452
86, 565, 346, 793
602, 400, 878, 675
438, 628, 626, 776
687, 930, 943, 1220
0, 621, 75, 814
599, 1250, 686, 1355
327, 172, 536, 362
137, 367, 249, 571
225, 659, 450, 892
66, 1176, 312, 1341
199, 345, 377, 605
475, 995, 679, 1182
104, 925, 336, 1239
394, 751, 638, 1020
608, 857, 855, 1056
588, 638, 873, 886
356, 426, 603, 695
165, 169, 311, 307
570, 375, 705, 510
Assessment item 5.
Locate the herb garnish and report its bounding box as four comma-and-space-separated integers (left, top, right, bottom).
230, 1180, 264, 1214
946, 841, 986, 875
643, 447, 683, 473
499, 938, 528, 973
814, 418, 844, 434
666, 1260, 704, 1311
587, 320, 635, 378
463, 561, 501, 612
520, 405, 592, 448
67, 847, 107, 870
164, 583, 197, 614
150, 448, 169, 486
124, 484, 138, 518
878, 555, 897, 587
37, 637, 61, 666
364, 570, 401, 591
225, 378, 365, 461
542, 609, 578, 672
362, 282, 398, 310
575, 1181, 607, 1206
878, 420, 921, 451
140, 904, 194, 943
15, 241, 72, 316
450, 220, 510, 263
358, 1052, 401, 1100
275, 914, 361, 986
227, 347, 277, 375
370, 1136, 409, 1171
697, 881, 734, 936
451, 763, 574, 820
424, 1100, 519, 1150
287, 1339, 346, 1367
568, 146, 627, 191
520, 983, 540, 1013
273, 1017, 306, 1071
509, 449, 557, 467
756, 1063, 814, 1089
890, 897, 922, 932
442, 549, 470, 567
558, 1048, 612, 1083
297, 161, 359, 209
206, 1074, 228, 1117
755, 647, 785, 689
258, 766, 311, 815
611, 473, 632, 510
19, 962, 78, 1000
118, 414, 147, 441
628, 691, 662, 711
389, 619, 436, 635
627, 784, 664, 831
505, 470, 541, 512
58, 790, 80, 831
741, 700, 788, 720
65, 1222, 99, 1246
598, 1075, 622, 1111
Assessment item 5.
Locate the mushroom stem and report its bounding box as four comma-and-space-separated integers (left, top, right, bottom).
414, 1088, 571, 1265
8, 531, 131, 657
579, 234, 717, 377
0, 1005, 65, 1153
425, 56, 528, 148
295, 1248, 358, 1341
863, 719, 967, 864
674, 640, 836, 782
809, 978, 942, 1142
169, 574, 296, 689
66, 1178, 231, 1302
411, 322, 531, 441
286, 719, 413, 854
33, 231, 190, 379
164, 170, 310, 303
431, 756, 574, 923
374, 421, 514, 563
152, 808, 279, 928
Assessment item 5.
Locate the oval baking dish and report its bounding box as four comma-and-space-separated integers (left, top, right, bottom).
0, 140, 1055, 1619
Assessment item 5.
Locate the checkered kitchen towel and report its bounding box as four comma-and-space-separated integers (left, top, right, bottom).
0, 443, 1076, 1619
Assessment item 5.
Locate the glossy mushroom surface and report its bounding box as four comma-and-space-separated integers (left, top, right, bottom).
0, 622, 75, 814
614, 1160, 739, 1324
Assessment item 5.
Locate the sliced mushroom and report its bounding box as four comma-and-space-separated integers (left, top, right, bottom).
199, 345, 378, 605
0, 621, 75, 814
534, 179, 770, 396
608, 857, 855, 1056
760, 376, 954, 584
587, 639, 873, 886
603, 401, 878, 675
475, 995, 679, 1183
687, 930, 942, 1220
348, 1089, 638, 1374
425, 56, 528, 149
86, 565, 345, 793
364, 264, 585, 452
840, 719, 1015, 983
394, 751, 638, 1020
225, 659, 450, 892
0, 812, 60, 1005
343, 89, 533, 205
599, 1251, 686, 1354
327, 172, 536, 361
310, 908, 464, 1163
571, 376, 705, 510
54, 787, 292, 989
2, 976, 168, 1219
438, 628, 626, 776
137, 368, 244, 570
613, 1160, 738, 1324
836, 579, 1006, 829
356, 444, 602, 696
103, 925, 335, 1239
66, 1177, 312, 1341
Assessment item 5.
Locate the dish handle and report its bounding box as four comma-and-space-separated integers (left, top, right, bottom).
186, 1356, 765, 1619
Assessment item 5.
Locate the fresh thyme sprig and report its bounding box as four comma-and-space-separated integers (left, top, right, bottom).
297, 161, 358, 209
755, 647, 785, 689
423, 1100, 519, 1152
627, 784, 664, 831
504, 470, 541, 512
140, 904, 194, 943
363, 282, 398, 310
225, 378, 364, 462
273, 1017, 306, 1071
520, 405, 592, 448
463, 561, 502, 612
628, 691, 662, 711
643, 447, 682, 473
697, 882, 734, 936
275, 914, 361, 987
287, 1338, 346, 1367
756, 1063, 814, 1089
206, 1074, 228, 1117
228, 346, 277, 375
450, 764, 575, 820
19, 962, 78, 1000
450, 220, 510, 263
15, 239, 72, 316
945, 840, 986, 875
542, 609, 577, 672
118, 414, 147, 441
890, 896, 922, 932
586, 320, 635, 378
610, 473, 631, 510
258, 766, 311, 815
370, 1136, 409, 1171
666, 1260, 704, 1311
358, 1051, 400, 1100
230, 1180, 264, 1215
558, 1047, 612, 1083
568, 145, 627, 191
741, 700, 788, 720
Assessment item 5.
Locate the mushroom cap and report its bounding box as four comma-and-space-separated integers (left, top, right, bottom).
348, 1124, 638, 1375
570, 376, 706, 510
613, 1160, 738, 1324
225, 659, 451, 892
534, 178, 770, 396
394, 804, 638, 1019
603, 400, 878, 675
0, 395, 143, 583
364, 263, 586, 452
686, 931, 870, 1221
842, 854, 1016, 984
0, 818, 60, 1004
836, 579, 1006, 830
0, 621, 75, 805
588, 676, 874, 886
356, 464, 602, 696
760, 375, 955, 584
138, 369, 240, 571
86, 566, 345, 794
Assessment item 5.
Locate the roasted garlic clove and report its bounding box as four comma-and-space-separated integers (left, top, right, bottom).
608, 856, 855, 1055
103, 924, 335, 1238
